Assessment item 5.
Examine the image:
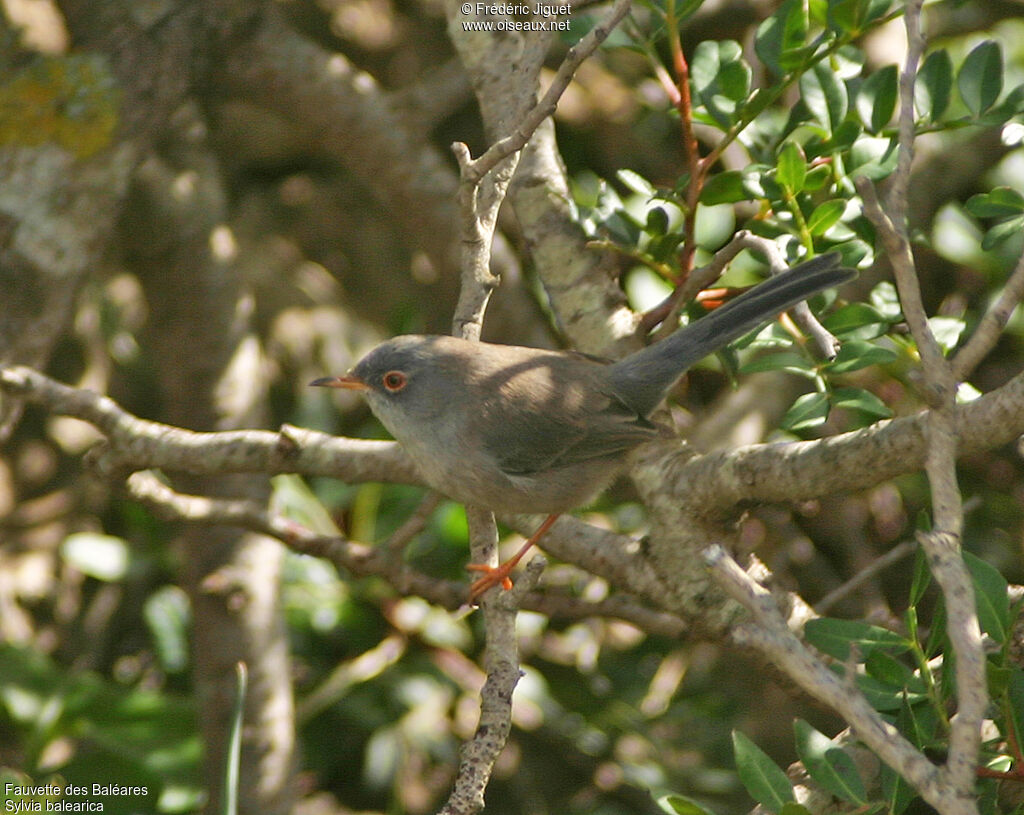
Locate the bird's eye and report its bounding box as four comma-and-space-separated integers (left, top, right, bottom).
382, 371, 407, 392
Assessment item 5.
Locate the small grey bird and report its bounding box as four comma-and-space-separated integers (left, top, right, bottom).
313, 253, 855, 598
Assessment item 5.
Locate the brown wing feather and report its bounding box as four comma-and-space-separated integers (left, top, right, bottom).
473, 351, 664, 476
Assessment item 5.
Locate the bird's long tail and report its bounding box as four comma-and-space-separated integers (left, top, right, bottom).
606, 253, 857, 417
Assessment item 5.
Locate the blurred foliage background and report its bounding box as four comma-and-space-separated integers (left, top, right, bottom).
1, 0, 1023, 813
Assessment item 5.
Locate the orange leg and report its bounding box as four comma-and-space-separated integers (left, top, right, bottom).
466, 513, 560, 603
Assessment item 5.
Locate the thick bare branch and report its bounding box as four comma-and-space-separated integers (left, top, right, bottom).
661, 367, 1024, 512
0, 365, 420, 484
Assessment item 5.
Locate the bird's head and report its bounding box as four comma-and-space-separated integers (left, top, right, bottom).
311, 335, 459, 431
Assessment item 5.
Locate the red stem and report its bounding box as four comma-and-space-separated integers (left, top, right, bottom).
665, 6, 705, 284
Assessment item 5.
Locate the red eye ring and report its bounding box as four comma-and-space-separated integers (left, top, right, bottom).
382, 371, 407, 392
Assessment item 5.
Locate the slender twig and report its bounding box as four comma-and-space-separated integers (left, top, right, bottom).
858, 179, 946, 379
953, 247, 1024, 380
887, 0, 924, 228
814, 539, 918, 614
456, 0, 632, 187
125, 469, 681, 633
854, 2, 985, 808
124, 471, 466, 607
438, 507, 519, 815
0, 365, 419, 482
450, 0, 633, 342
444, 5, 635, 809
382, 492, 444, 560
664, 0, 701, 279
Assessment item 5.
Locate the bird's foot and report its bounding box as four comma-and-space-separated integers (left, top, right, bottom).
464, 513, 561, 604
466, 560, 517, 603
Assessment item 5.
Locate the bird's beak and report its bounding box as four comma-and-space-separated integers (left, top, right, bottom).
309, 375, 370, 391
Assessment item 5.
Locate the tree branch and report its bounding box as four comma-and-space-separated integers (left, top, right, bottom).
845, 4, 985, 808
124, 470, 682, 632
660, 367, 1024, 511
705, 545, 977, 815
5, 361, 1024, 630
0, 365, 420, 484
455, 0, 632, 186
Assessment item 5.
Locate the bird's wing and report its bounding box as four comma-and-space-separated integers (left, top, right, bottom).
477, 366, 665, 476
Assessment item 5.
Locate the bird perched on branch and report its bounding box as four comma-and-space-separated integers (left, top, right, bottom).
313, 253, 855, 601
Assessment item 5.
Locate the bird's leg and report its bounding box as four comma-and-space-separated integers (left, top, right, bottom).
466, 513, 560, 602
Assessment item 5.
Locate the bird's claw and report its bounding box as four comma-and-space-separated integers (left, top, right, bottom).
466, 562, 515, 603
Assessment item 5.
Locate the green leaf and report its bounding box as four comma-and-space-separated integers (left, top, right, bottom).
755, 168, 784, 202
1008, 669, 1024, 758
981, 215, 1024, 251
793, 720, 867, 805
755, 0, 810, 75
908, 545, 930, 606
898, 689, 940, 750
827, 0, 894, 33
826, 339, 898, 373
992, 83, 1024, 119
826, 0, 860, 35
925, 600, 948, 659
656, 793, 717, 815
720, 51, 753, 102
868, 281, 903, 321
957, 40, 1003, 117
988, 662, 1012, 698
864, 650, 915, 686
927, 316, 966, 353
849, 135, 899, 180
823, 118, 863, 154
964, 552, 1009, 644
966, 187, 1024, 219
691, 40, 751, 105
777, 141, 807, 194
701, 170, 749, 205
780, 391, 830, 432
799, 63, 848, 133
271, 474, 343, 535
916, 50, 953, 122
733, 730, 794, 813
856, 671, 928, 710
778, 804, 812, 815
806, 199, 846, 236
739, 351, 818, 376
881, 764, 916, 815
144, 586, 192, 674
857, 64, 898, 133
646, 205, 671, 235
617, 168, 656, 196
823, 302, 892, 340
61, 532, 131, 581
831, 238, 872, 268
862, 0, 894, 25
803, 164, 832, 192
691, 40, 722, 97
832, 386, 893, 419
805, 617, 909, 661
